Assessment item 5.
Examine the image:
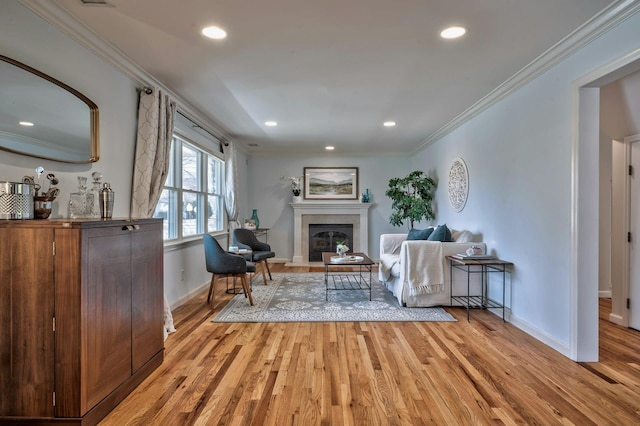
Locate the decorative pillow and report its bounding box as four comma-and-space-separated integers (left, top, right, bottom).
427, 224, 452, 242
452, 230, 473, 243
407, 227, 434, 240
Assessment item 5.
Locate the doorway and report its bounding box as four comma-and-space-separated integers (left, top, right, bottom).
627, 136, 640, 330
575, 51, 640, 361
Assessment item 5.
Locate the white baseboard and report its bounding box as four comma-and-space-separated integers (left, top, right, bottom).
507, 313, 572, 359
599, 290, 611, 298
169, 281, 209, 310
608, 312, 625, 326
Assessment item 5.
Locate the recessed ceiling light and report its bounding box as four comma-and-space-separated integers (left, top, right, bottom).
383, 121, 396, 127
265, 121, 278, 127
325, 146, 335, 151
19, 121, 34, 126
440, 26, 466, 39
202, 26, 227, 40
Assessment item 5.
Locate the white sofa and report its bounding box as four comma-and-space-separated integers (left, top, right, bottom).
378, 229, 485, 307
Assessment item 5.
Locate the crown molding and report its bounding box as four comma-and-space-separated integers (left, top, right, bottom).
415, 0, 640, 153
18, 0, 231, 144
18, 1, 640, 154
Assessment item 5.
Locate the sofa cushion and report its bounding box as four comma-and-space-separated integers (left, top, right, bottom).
407, 227, 434, 240
427, 224, 452, 242
450, 229, 473, 243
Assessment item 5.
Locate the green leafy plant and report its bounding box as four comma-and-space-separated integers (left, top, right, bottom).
385, 170, 436, 229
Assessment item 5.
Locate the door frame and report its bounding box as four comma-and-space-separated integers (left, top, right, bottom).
573, 46, 640, 361
622, 134, 640, 327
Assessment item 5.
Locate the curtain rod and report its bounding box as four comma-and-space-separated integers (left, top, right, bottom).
177, 111, 228, 147
141, 87, 229, 146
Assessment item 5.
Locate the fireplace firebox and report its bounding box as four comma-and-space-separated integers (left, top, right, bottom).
308, 224, 353, 261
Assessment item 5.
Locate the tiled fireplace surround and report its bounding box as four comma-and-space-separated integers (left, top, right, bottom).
290, 202, 372, 264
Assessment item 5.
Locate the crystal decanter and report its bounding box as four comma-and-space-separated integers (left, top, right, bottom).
89, 172, 102, 217
68, 176, 93, 218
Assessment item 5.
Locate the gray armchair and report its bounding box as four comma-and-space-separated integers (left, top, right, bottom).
233, 228, 275, 285
203, 234, 255, 306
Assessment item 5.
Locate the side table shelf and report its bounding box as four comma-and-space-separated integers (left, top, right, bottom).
447, 256, 513, 322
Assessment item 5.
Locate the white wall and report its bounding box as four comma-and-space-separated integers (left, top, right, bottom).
245, 154, 411, 260
0, 1, 138, 217
411, 10, 640, 358
0, 1, 245, 308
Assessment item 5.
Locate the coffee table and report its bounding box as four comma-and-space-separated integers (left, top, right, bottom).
322, 252, 374, 301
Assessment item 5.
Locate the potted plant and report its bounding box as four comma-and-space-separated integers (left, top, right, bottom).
385, 170, 436, 229
282, 176, 303, 202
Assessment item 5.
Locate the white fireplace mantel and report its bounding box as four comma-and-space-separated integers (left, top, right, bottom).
290, 201, 372, 264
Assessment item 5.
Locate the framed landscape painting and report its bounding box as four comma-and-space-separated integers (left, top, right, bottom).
304, 167, 359, 200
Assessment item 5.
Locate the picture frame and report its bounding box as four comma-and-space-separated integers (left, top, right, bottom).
304, 167, 359, 200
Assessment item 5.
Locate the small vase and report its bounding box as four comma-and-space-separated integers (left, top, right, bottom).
250, 209, 260, 229
338, 251, 345, 258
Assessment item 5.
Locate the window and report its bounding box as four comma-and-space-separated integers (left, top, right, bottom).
154, 135, 224, 240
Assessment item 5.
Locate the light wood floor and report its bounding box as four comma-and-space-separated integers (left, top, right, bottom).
100, 263, 640, 425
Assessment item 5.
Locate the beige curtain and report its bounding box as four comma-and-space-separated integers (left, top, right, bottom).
223, 141, 239, 230
130, 87, 177, 340
130, 87, 176, 218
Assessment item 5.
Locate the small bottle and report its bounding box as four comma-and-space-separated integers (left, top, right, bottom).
99, 182, 114, 219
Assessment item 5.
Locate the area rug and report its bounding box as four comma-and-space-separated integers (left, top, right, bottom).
212, 272, 456, 322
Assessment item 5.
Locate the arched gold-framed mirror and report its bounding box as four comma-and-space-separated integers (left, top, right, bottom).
0, 55, 99, 163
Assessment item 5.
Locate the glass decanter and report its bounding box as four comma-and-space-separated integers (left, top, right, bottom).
68, 176, 92, 218
89, 172, 102, 217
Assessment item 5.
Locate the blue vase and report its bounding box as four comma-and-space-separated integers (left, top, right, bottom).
250, 209, 260, 229
361, 188, 371, 203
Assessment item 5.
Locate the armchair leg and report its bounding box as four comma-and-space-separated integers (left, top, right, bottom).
264, 259, 272, 280
239, 273, 254, 306
207, 274, 216, 305
259, 261, 268, 285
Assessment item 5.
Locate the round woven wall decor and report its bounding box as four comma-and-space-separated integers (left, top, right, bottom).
448, 157, 468, 212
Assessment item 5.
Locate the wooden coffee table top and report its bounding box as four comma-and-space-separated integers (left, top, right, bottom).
322, 252, 374, 266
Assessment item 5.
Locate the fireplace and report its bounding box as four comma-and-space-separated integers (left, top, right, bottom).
290, 201, 371, 264
308, 224, 353, 261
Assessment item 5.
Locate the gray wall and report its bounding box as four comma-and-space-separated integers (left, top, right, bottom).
244, 153, 411, 261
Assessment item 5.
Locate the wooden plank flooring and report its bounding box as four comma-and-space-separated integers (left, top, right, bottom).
99, 263, 640, 425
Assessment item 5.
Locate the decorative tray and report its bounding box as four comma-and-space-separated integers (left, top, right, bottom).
330, 255, 364, 264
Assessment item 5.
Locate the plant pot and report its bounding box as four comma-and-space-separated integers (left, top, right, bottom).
34, 196, 55, 219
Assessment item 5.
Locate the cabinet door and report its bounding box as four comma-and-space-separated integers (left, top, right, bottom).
81, 226, 132, 413
131, 222, 164, 372
0, 228, 54, 417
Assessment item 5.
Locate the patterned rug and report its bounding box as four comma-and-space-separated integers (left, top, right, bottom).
212, 272, 456, 322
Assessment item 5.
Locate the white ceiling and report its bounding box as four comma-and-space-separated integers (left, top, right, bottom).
52, 0, 615, 154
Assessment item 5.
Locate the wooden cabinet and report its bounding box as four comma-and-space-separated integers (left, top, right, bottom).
0, 218, 164, 425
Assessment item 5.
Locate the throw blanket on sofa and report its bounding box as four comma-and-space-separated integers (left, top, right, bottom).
402, 241, 444, 295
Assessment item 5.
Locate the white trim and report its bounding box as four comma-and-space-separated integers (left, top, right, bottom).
570, 47, 640, 361
508, 314, 572, 358
417, 0, 640, 152
19, 0, 640, 156
608, 312, 625, 326
623, 134, 640, 327
569, 83, 582, 361
290, 202, 372, 264
19, 0, 231, 144
169, 281, 209, 310
599, 290, 612, 298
